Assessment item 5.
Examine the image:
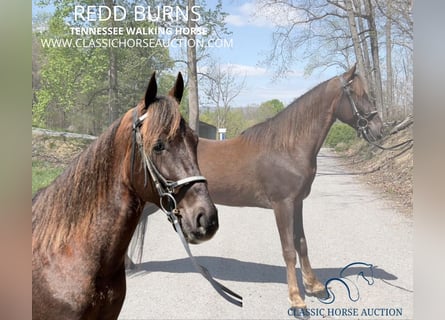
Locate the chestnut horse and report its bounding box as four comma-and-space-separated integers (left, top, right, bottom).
129, 65, 384, 310
32, 72, 218, 319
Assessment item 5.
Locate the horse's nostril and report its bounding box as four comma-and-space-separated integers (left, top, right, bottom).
197, 212, 206, 229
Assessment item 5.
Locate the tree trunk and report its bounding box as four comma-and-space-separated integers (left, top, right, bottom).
108, 49, 118, 123
364, 0, 384, 120
107, 0, 118, 124
187, 0, 199, 134
354, 0, 373, 90
345, 0, 367, 89
385, 0, 394, 119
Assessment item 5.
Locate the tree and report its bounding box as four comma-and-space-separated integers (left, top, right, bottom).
376, 0, 413, 119
344, 0, 368, 89
199, 98, 284, 138
33, 0, 173, 133
105, 0, 118, 124
384, 0, 393, 114
257, 99, 284, 122
363, 0, 384, 118
257, 0, 413, 121
201, 61, 245, 130
164, 0, 230, 132
187, 0, 200, 133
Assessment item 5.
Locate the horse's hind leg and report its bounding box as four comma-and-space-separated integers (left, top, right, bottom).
273, 200, 306, 309
293, 200, 326, 297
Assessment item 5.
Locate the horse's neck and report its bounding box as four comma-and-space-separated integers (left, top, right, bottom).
101, 198, 145, 272
309, 111, 336, 156
95, 120, 147, 272
75, 121, 144, 273
291, 94, 337, 157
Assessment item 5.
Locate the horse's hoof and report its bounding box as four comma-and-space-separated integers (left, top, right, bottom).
306, 288, 329, 299
305, 282, 328, 299
288, 307, 311, 319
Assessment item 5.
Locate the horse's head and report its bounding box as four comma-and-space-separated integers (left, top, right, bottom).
334, 64, 384, 141
131, 72, 218, 244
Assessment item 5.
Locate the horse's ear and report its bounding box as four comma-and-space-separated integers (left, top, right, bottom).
343, 63, 357, 82
144, 72, 157, 110
168, 72, 184, 104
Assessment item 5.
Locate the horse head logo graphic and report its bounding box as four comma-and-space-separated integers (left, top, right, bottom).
318, 262, 375, 304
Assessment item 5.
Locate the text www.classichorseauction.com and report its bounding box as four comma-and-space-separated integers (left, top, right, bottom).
38, 5, 234, 49
40, 36, 233, 49
39, 27, 234, 49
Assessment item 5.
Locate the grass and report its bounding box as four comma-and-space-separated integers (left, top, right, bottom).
32, 161, 64, 195
325, 122, 358, 149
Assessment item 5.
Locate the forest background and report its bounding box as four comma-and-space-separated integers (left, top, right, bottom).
32, 0, 413, 139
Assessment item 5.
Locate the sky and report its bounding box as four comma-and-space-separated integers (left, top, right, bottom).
200, 0, 338, 107
32, 0, 340, 108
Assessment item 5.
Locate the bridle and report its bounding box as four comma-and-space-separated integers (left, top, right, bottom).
130, 108, 243, 307
130, 109, 206, 214
340, 76, 378, 140
340, 76, 413, 151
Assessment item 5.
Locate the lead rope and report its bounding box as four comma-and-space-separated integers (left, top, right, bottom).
155, 177, 243, 307
165, 207, 243, 307
361, 130, 413, 152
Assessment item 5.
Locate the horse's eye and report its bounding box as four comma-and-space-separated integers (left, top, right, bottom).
153, 140, 165, 153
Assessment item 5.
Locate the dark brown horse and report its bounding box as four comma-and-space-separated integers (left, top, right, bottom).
128, 65, 384, 309
32, 72, 218, 319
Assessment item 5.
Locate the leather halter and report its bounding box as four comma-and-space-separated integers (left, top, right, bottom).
340, 76, 378, 138
131, 109, 206, 209
130, 108, 243, 307
340, 77, 413, 151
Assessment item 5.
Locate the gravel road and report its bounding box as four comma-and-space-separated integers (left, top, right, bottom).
119, 149, 413, 320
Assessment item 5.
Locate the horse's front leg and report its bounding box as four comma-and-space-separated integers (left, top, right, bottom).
293, 200, 326, 297
273, 199, 306, 309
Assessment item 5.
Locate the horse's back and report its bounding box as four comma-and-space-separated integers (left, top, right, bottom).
198, 137, 316, 207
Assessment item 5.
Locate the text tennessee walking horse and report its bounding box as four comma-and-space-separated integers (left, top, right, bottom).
32, 72, 218, 319
128, 64, 384, 309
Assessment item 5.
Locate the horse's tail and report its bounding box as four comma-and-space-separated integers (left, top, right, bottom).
126, 203, 159, 269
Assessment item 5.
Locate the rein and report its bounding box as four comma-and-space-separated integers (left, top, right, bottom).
131, 108, 243, 307
340, 77, 413, 152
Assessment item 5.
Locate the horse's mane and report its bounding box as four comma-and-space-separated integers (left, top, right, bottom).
240, 78, 333, 150
32, 96, 182, 250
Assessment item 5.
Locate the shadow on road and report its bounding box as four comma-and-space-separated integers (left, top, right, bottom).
128, 256, 397, 285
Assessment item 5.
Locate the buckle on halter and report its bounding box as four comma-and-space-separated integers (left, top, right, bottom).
160, 193, 177, 213
357, 117, 368, 129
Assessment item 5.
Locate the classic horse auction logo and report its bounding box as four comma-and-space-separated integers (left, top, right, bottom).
318, 262, 375, 304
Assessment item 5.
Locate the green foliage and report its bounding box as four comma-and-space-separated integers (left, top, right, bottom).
199, 108, 215, 126
199, 99, 285, 138
225, 108, 247, 138
32, 161, 63, 195
33, 1, 173, 134
325, 122, 357, 149
257, 99, 285, 122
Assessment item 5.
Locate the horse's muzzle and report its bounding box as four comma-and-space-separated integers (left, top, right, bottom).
186, 206, 219, 244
